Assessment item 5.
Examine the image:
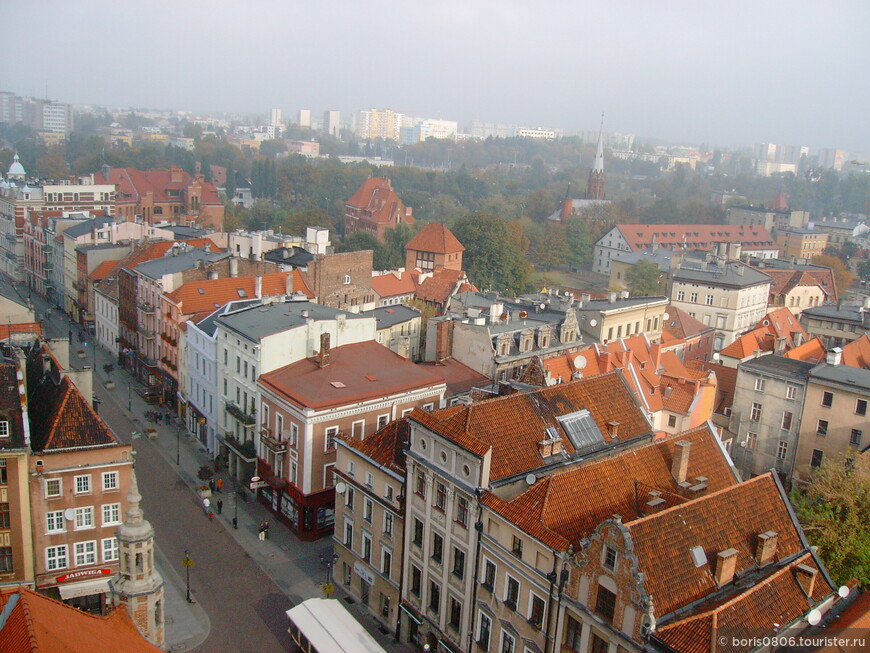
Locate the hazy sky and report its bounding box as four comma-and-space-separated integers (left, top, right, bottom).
2, 1, 867, 152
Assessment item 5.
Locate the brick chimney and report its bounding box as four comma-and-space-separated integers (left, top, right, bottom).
170, 167, 184, 184
714, 548, 739, 586
756, 530, 778, 566
598, 350, 613, 372
607, 421, 619, 440
316, 332, 331, 368
795, 564, 818, 596
435, 319, 454, 362
672, 440, 691, 484
255, 275, 262, 298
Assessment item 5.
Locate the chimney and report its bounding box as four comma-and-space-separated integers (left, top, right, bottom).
230, 257, 239, 278
672, 440, 691, 484
795, 564, 818, 596
608, 291, 617, 303
597, 350, 613, 373
255, 275, 262, 298
775, 336, 787, 355
316, 332, 331, 368
826, 347, 842, 366
756, 530, 778, 566
793, 331, 804, 347
650, 342, 663, 369
714, 548, 739, 586
285, 272, 294, 295
607, 421, 619, 440
170, 167, 183, 184
435, 319, 454, 362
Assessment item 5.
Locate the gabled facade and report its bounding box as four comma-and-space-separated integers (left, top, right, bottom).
404, 223, 464, 272
344, 177, 414, 241
800, 300, 870, 349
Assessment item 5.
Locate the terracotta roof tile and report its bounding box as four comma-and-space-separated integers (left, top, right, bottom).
165, 271, 304, 315
259, 341, 445, 411
662, 305, 714, 341
405, 222, 464, 255
416, 268, 465, 304
617, 224, 777, 252
343, 417, 410, 475
89, 259, 120, 282
416, 358, 490, 397
482, 424, 738, 549
765, 268, 838, 301
627, 474, 809, 618
371, 271, 417, 299
655, 553, 834, 653
0, 586, 162, 653
27, 371, 119, 452
95, 167, 223, 207
841, 333, 870, 369
0, 323, 42, 341
688, 361, 738, 413
785, 337, 828, 364
412, 370, 654, 481
346, 177, 414, 225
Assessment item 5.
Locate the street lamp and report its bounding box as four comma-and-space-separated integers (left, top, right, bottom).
233, 477, 239, 529
176, 423, 181, 465
127, 381, 132, 411
319, 552, 339, 585
182, 550, 194, 603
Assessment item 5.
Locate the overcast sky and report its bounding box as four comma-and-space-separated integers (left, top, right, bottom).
2, 1, 867, 152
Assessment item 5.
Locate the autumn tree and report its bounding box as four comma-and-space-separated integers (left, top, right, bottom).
791, 454, 870, 588
527, 222, 569, 271
34, 153, 70, 180
625, 259, 665, 296
452, 212, 530, 295
812, 254, 854, 293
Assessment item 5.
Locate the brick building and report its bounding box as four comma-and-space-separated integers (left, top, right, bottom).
306, 249, 376, 313
404, 223, 464, 272
344, 178, 413, 241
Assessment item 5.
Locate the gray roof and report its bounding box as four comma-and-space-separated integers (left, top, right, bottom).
810, 363, 870, 391
739, 355, 814, 379
194, 299, 263, 337
366, 304, 421, 329
63, 218, 113, 239
749, 258, 829, 272
610, 247, 676, 271
801, 304, 864, 323
215, 299, 368, 342
579, 295, 669, 312
778, 227, 821, 235
135, 247, 229, 279
161, 225, 208, 239
672, 261, 772, 288
264, 246, 314, 267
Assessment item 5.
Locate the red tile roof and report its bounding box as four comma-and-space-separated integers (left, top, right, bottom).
371, 271, 417, 299
89, 259, 120, 282
765, 268, 838, 301
95, 167, 222, 206
721, 308, 808, 359
165, 271, 311, 315
405, 222, 464, 255
616, 224, 777, 252
662, 305, 714, 341
841, 333, 870, 369
785, 337, 828, 364
27, 373, 119, 452
688, 361, 739, 414
416, 268, 470, 305
655, 552, 833, 653
346, 177, 414, 226
0, 586, 162, 653
416, 357, 490, 397
628, 474, 813, 618
343, 417, 410, 475
0, 323, 43, 341
411, 370, 654, 481
482, 424, 738, 549
259, 341, 445, 411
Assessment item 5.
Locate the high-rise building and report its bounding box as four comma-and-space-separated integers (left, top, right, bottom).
322, 110, 341, 138
270, 108, 282, 127
354, 108, 403, 140
297, 109, 311, 128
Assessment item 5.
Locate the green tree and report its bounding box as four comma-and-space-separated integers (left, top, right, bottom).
527, 222, 569, 271
526, 188, 556, 220
565, 219, 595, 270
452, 213, 530, 295
34, 153, 70, 180
338, 232, 389, 268
791, 454, 870, 588
857, 259, 870, 280
625, 259, 665, 296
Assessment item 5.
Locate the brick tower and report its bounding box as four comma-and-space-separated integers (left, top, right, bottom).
111, 469, 165, 648
586, 115, 605, 200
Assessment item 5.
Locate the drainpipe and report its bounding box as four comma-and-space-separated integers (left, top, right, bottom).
543, 552, 559, 653
394, 492, 405, 641
466, 500, 484, 652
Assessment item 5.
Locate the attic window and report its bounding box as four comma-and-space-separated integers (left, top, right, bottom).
198, 288, 204, 295
237, 289, 247, 298
690, 546, 707, 567
330, 381, 346, 388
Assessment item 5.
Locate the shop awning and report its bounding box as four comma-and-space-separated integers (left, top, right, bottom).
57, 577, 111, 600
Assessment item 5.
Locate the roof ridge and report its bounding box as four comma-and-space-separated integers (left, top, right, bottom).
42, 379, 72, 449
627, 472, 774, 527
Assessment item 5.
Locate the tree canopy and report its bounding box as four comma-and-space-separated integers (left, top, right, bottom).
625, 259, 665, 296
791, 454, 870, 588
812, 254, 854, 293
451, 213, 531, 295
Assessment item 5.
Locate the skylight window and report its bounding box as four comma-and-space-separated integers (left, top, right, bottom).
556, 409, 604, 452
237, 289, 247, 297
330, 381, 346, 388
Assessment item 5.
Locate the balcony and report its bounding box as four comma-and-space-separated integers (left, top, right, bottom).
142, 330, 156, 340
43, 243, 54, 254
225, 401, 256, 426
224, 433, 257, 462
138, 302, 156, 314
43, 261, 54, 271
260, 427, 287, 453
72, 281, 85, 292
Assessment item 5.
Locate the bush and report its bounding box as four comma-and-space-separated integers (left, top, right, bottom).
197, 465, 214, 482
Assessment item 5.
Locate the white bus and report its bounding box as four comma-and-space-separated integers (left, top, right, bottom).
286, 597, 387, 653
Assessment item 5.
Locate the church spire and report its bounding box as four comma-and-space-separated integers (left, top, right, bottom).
124, 468, 144, 524
586, 113, 606, 200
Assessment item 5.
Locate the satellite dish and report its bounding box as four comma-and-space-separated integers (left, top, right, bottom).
525, 474, 537, 486
64, 508, 76, 521
335, 482, 347, 495
540, 303, 546, 310
500, 312, 508, 321
574, 356, 587, 370
713, 352, 721, 361
589, 319, 598, 327
807, 609, 822, 626
251, 476, 261, 483
838, 585, 850, 598
519, 310, 528, 319
663, 312, 670, 320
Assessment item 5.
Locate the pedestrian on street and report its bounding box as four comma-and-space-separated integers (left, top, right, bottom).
209, 479, 216, 493
263, 521, 270, 540
258, 522, 266, 541
208, 511, 214, 521
203, 497, 210, 515
216, 478, 223, 493
216, 499, 223, 515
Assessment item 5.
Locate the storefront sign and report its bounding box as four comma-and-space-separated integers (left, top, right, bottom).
56, 568, 112, 584
354, 562, 375, 586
